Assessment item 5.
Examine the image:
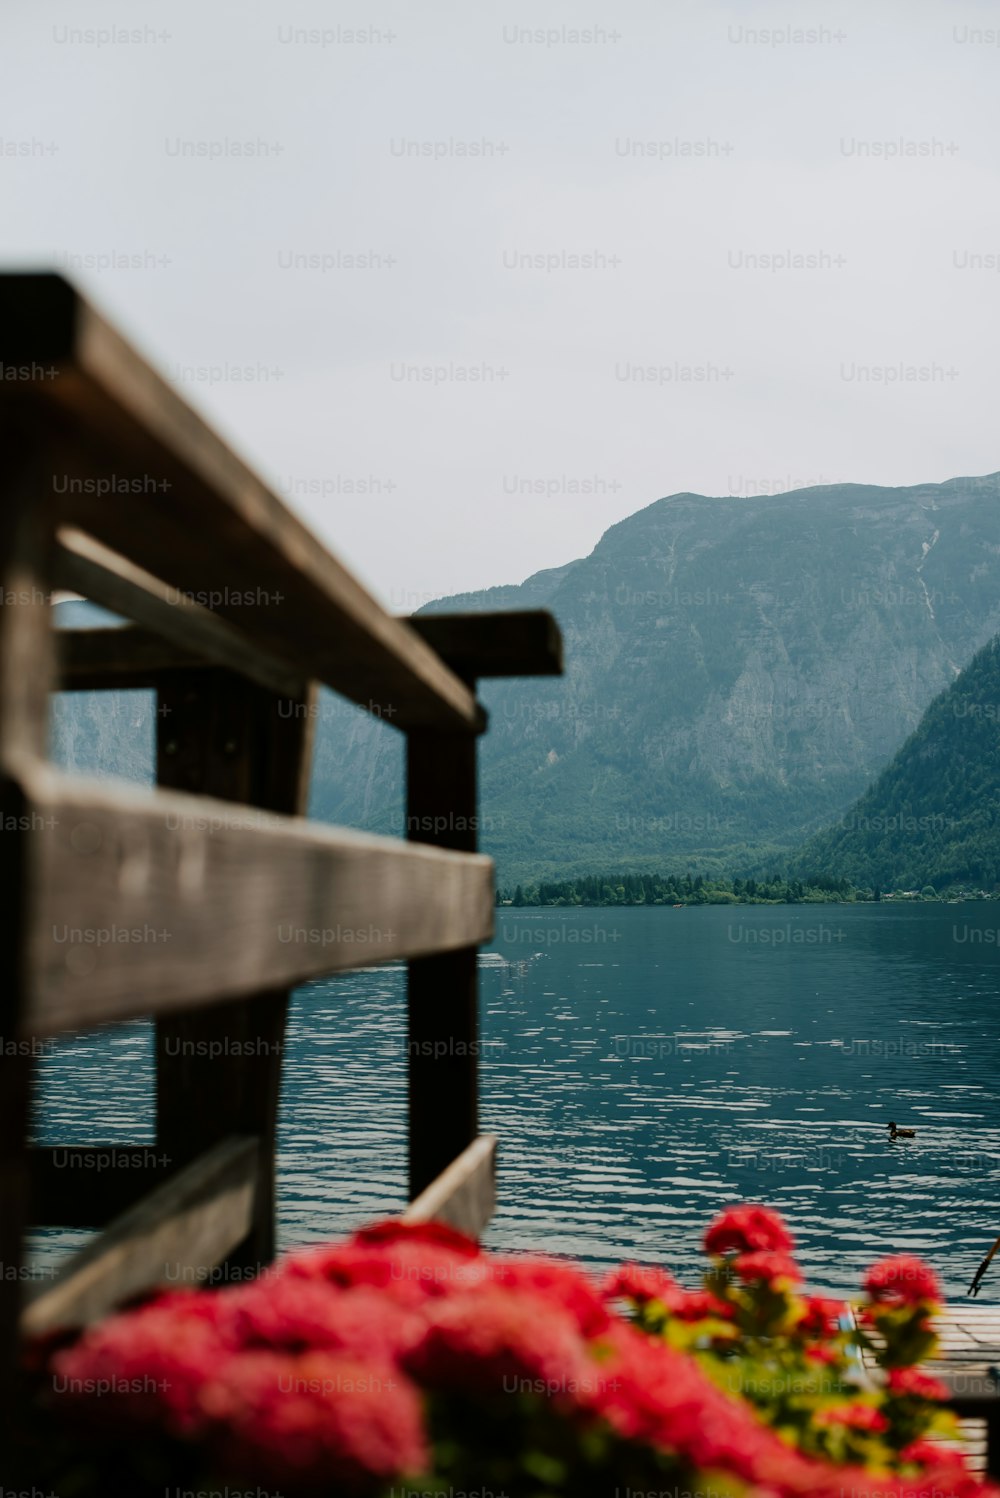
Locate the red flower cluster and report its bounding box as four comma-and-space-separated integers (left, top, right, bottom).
864, 1255, 942, 1307
704, 1203, 795, 1256
42, 1219, 986, 1498
798, 1295, 847, 1339
815, 1403, 889, 1434
602, 1263, 734, 1321
734, 1249, 803, 1285
888, 1367, 949, 1401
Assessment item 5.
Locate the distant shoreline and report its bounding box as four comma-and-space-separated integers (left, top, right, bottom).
498, 895, 997, 907
496, 878, 998, 908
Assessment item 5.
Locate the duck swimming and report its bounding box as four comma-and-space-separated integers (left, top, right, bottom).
888, 1121, 916, 1140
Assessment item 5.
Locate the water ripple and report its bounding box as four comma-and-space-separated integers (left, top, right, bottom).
26, 904, 1000, 1298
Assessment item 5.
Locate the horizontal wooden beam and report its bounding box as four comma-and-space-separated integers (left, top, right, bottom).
28, 1145, 175, 1227
56, 610, 565, 696
19, 761, 495, 1036
56, 626, 201, 692
21, 1136, 256, 1336
408, 611, 563, 681
402, 1133, 496, 1238
2, 273, 481, 733
54, 528, 306, 700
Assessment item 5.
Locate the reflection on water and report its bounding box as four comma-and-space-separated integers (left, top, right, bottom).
28, 904, 1000, 1297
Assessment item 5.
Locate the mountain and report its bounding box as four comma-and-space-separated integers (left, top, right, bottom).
795, 633, 1000, 892
50, 472, 1000, 884
309, 473, 1000, 881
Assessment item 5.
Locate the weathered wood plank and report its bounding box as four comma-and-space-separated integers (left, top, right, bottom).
56, 626, 201, 691
58, 612, 565, 694
402, 1134, 497, 1238
2, 273, 481, 732
155, 670, 316, 1272
0, 419, 57, 1389
55, 527, 307, 700
408, 610, 563, 681
18, 761, 495, 1037
21, 1137, 257, 1336
0, 430, 57, 773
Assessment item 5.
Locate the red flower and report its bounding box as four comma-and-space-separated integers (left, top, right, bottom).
704, 1204, 795, 1256
888, 1367, 949, 1401
404, 1285, 593, 1398
353, 1219, 480, 1257
900, 1438, 962, 1469
216, 1278, 424, 1366
602, 1266, 733, 1322
815, 1403, 889, 1433
805, 1345, 837, 1364
491, 1255, 610, 1336
202, 1349, 428, 1491
900, 1438, 940, 1464
50, 1296, 229, 1437
864, 1255, 941, 1307
670, 1288, 735, 1322
733, 1250, 802, 1285
601, 1262, 681, 1307
580, 1320, 817, 1490
284, 1218, 487, 1305
797, 1296, 846, 1339
49, 1289, 429, 1490
893, 1452, 995, 1498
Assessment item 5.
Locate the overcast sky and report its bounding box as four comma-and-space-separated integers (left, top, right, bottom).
5, 0, 999, 606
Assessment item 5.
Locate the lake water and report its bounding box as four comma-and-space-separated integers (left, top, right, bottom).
30, 903, 1000, 1299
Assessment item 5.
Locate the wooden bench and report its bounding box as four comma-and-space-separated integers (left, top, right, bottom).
0, 273, 562, 1390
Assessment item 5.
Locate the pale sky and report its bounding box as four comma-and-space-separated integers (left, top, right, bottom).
5, 0, 999, 606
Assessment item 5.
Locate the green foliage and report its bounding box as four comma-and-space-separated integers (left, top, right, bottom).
795, 634, 1000, 891
498, 871, 858, 906
620, 1230, 957, 1476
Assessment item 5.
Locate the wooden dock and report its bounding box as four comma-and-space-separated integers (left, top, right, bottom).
0, 272, 563, 1400
857, 1302, 1000, 1475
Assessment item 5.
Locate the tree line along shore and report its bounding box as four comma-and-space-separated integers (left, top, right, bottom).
496, 872, 995, 906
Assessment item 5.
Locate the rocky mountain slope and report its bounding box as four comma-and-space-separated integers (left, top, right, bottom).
307, 472, 1000, 880
51, 472, 1000, 884
795, 632, 1000, 891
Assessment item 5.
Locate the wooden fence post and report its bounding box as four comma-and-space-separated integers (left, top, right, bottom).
401, 614, 562, 1207
406, 724, 481, 1199
0, 421, 56, 1389
154, 670, 315, 1274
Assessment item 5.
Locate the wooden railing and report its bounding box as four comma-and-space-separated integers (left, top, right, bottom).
0, 273, 562, 1383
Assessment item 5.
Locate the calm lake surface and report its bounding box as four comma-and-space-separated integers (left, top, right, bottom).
30, 903, 1000, 1298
